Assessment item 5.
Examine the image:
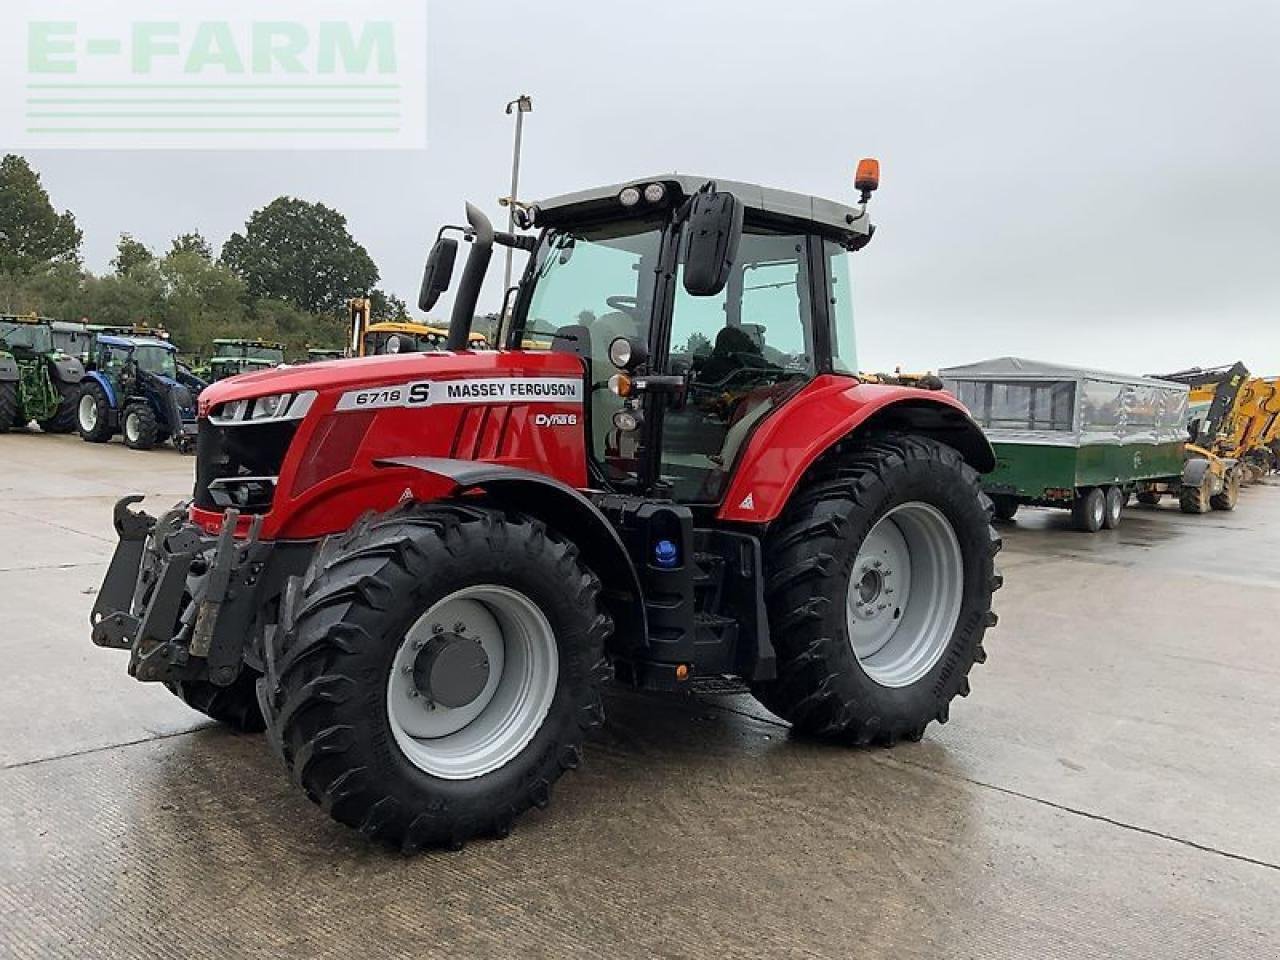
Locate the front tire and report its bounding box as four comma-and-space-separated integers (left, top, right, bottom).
1180, 475, 1211, 514
752, 433, 1001, 745
0, 381, 17, 432
77, 382, 113, 442
167, 672, 266, 732
991, 495, 1019, 522
122, 402, 159, 450
1210, 470, 1240, 511
261, 504, 611, 850
37, 381, 78, 434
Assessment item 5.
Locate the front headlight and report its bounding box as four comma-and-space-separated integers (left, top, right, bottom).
209, 390, 315, 426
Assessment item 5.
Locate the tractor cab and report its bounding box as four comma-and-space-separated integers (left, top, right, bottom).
206, 339, 286, 381
78, 334, 205, 451
423, 173, 875, 505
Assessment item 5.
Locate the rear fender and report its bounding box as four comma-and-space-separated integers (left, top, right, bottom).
717, 376, 995, 524
376, 456, 646, 653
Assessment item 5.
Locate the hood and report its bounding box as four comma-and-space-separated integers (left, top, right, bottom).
198, 349, 584, 411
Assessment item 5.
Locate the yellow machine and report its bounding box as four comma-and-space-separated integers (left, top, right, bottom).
1224, 376, 1280, 481
348, 297, 490, 357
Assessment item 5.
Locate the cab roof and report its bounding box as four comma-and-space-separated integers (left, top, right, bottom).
213, 338, 285, 348
98, 335, 176, 350
534, 174, 872, 242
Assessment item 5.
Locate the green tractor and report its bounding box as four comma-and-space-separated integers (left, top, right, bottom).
0, 315, 84, 434
202, 338, 286, 381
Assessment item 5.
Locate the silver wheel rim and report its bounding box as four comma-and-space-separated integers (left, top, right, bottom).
1092, 493, 1105, 528
124, 411, 140, 443
386, 585, 558, 780
1107, 489, 1122, 524
845, 502, 964, 688
79, 393, 98, 431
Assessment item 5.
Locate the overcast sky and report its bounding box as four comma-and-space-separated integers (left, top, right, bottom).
17, 0, 1280, 375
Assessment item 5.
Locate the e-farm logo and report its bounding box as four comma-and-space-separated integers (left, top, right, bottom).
1, 0, 426, 150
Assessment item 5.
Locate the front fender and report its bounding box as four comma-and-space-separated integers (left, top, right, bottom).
0, 355, 16, 382
51, 356, 85, 384
375, 457, 647, 654
717, 375, 994, 524
84, 371, 117, 408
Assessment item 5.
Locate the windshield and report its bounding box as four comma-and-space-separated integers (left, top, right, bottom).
0, 321, 53, 353
518, 223, 663, 350
134, 345, 178, 377
244, 346, 284, 363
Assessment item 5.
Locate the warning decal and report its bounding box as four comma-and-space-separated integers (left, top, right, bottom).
337, 377, 582, 412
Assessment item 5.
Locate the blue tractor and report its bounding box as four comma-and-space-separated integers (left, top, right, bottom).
76, 334, 206, 452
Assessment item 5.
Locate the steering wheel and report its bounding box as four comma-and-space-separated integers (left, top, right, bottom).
605, 296, 642, 320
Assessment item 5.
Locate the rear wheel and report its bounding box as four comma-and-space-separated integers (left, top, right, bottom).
77, 382, 113, 442
991, 495, 1019, 522
122, 402, 159, 450
1102, 486, 1124, 529
0, 381, 17, 432
1136, 490, 1161, 506
1072, 488, 1106, 532
261, 504, 611, 850
37, 380, 78, 433
1210, 470, 1240, 511
752, 433, 1001, 745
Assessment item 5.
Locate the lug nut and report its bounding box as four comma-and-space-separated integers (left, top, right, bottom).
432, 624, 444, 635
407, 688, 419, 699
453, 621, 466, 633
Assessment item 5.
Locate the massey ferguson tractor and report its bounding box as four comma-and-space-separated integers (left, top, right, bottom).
90, 163, 1002, 849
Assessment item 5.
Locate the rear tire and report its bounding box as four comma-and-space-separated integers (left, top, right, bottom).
122, 402, 159, 450
1136, 490, 1161, 506
1072, 488, 1106, 532
166, 672, 266, 732
37, 380, 79, 434
77, 382, 113, 442
751, 433, 1001, 745
991, 495, 1019, 522
0, 381, 17, 432
1102, 486, 1124, 529
261, 504, 611, 850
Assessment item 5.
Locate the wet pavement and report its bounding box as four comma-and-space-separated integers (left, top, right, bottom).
2, 431, 1277, 959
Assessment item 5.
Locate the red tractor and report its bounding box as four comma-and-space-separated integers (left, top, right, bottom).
91, 164, 1001, 849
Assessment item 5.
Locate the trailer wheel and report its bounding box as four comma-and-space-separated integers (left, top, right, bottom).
261, 504, 611, 850
1210, 470, 1240, 512
77, 382, 113, 442
752, 432, 1001, 745
1102, 486, 1124, 529
1136, 491, 1161, 506
1072, 488, 1106, 532
991, 495, 1019, 522
37, 381, 78, 434
122, 402, 159, 450
1179, 476, 1211, 514
0, 381, 17, 432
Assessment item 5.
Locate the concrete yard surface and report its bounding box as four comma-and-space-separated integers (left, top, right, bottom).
1, 432, 1278, 959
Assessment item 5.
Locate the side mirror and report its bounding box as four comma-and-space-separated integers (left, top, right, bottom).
418, 237, 458, 311
682, 187, 743, 297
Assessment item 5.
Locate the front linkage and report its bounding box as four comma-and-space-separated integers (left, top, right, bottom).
91, 496, 267, 687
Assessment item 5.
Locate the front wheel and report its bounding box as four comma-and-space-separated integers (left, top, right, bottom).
1210, 471, 1240, 512
991, 495, 1019, 522
37, 381, 79, 434
77, 382, 113, 442
167, 672, 266, 732
0, 381, 18, 432
261, 504, 612, 850
752, 433, 1001, 744
122, 402, 159, 450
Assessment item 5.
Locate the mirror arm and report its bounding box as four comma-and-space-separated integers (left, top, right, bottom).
494, 231, 536, 252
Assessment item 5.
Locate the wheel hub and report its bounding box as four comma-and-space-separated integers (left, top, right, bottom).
412, 631, 490, 709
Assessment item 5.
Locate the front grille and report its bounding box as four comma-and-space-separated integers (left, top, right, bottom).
194, 419, 298, 514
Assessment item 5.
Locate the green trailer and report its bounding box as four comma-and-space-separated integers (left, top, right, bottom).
940, 357, 1189, 532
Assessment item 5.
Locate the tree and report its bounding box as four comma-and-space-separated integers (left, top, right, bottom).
112, 234, 154, 277
170, 231, 213, 261
369, 288, 408, 321
0, 154, 82, 274
221, 197, 379, 315
685, 331, 713, 356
